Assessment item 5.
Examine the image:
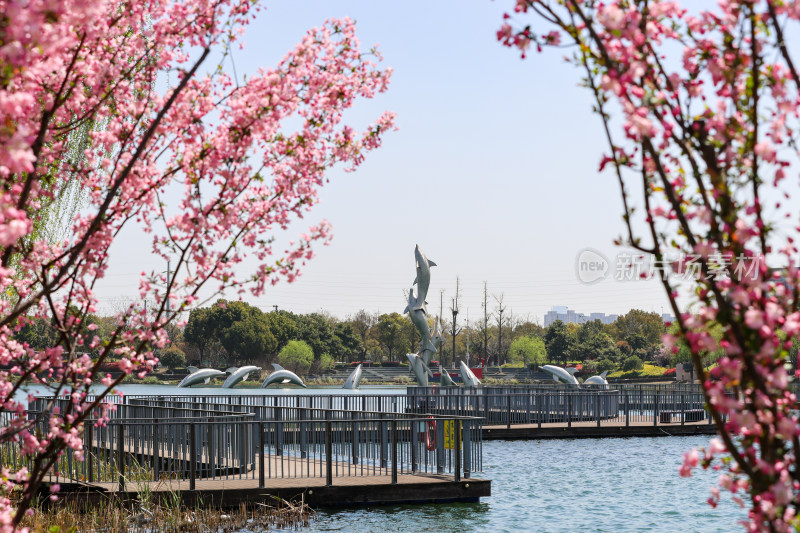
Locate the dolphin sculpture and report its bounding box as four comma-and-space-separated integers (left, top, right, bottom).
459, 360, 481, 387
404, 287, 437, 354
439, 364, 456, 386
222, 365, 261, 388
413, 245, 436, 306
427, 316, 445, 366
584, 370, 609, 388
343, 364, 364, 389
261, 363, 306, 388
540, 365, 580, 387
178, 367, 226, 388
406, 353, 433, 387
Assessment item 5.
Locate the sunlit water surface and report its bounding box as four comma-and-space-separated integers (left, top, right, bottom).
297, 437, 745, 533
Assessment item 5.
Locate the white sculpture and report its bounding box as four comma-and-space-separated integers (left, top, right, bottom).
540, 365, 580, 386
343, 364, 364, 389
261, 363, 306, 388
459, 360, 481, 387
178, 366, 226, 387
222, 365, 261, 388
439, 364, 456, 386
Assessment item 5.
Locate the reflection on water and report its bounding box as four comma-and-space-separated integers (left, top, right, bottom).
302, 437, 745, 533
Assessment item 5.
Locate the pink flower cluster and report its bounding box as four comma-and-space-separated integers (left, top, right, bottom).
500, 1, 800, 531
0, 0, 393, 527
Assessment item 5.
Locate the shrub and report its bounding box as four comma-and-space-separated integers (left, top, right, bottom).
277, 340, 314, 375
596, 359, 616, 373
159, 347, 186, 370
622, 355, 644, 372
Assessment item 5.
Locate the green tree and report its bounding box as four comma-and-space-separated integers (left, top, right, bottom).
333, 322, 363, 362
347, 309, 377, 359
609, 310, 665, 349
544, 320, 573, 365
374, 313, 410, 360
159, 347, 186, 370
571, 320, 621, 362
294, 313, 338, 361
265, 311, 297, 355
183, 307, 223, 366
508, 336, 545, 367
277, 340, 314, 375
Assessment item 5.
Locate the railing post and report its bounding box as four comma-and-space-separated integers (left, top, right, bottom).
259, 421, 265, 488
462, 420, 471, 479
189, 423, 196, 491
436, 416, 445, 474
380, 413, 388, 469
391, 419, 398, 485
410, 417, 417, 473
454, 419, 462, 483
276, 406, 283, 457
351, 411, 358, 465
152, 420, 159, 480
654, 390, 659, 426
86, 424, 94, 483
596, 393, 601, 427
681, 393, 686, 426
117, 423, 124, 492
567, 395, 572, 428
506, 394, 512, 429
300, 408, 308, 459
325, 412, 333, 487
625, 392, 630, 427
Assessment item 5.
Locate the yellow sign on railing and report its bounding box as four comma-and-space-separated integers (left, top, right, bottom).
443, 420, 461, 450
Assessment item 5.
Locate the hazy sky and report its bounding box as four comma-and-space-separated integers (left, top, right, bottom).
95, 1, 677, 323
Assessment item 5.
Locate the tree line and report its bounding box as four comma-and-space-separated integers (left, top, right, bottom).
14, 302, 675, 373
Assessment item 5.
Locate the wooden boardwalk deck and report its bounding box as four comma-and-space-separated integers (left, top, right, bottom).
483, 418, 717, 439
52, 451, 490, 508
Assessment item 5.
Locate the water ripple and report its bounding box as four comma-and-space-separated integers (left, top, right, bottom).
300, 437, 745, 533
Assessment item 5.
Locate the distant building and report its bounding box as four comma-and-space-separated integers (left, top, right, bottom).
543, 306, 672, 327
544, 306, 618, 327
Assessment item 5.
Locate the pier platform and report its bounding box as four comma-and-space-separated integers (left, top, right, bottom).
482, 419, 717, 440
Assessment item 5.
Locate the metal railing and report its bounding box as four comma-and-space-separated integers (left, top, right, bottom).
14, 398, 482, 491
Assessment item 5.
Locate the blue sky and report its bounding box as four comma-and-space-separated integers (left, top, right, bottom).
96, 1, 674, 323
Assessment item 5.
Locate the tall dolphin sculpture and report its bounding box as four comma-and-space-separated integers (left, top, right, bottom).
406, 353, 433, 387
584, 371, 609, 387
459, 360, 481, 387
428, 316, 445, 367
261, 363, 306, 388
404, 287, 437, 354
178, 367, 226, 388
222, 365, 261, 388
343, 364, 364, 390
413, 244, 437, 307
540, 365, 580, 387
439, 364, 456, 386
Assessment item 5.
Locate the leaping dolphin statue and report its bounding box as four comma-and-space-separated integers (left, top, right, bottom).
413, 245, 436, 306
261, 363, 306, 388
178, 367, 227, 388
404, 287, 436, 354
428, 316, 445, 366
343, 364, 364, 389
222, 365, 261, 388
406, 353, 434, 387
459, 360, 481, 387
584, 371, 609, 388
439, 365, 456, 386
540, 365, 580, 387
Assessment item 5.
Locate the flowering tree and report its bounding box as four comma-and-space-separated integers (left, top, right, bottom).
0, 0, 394, 527
499, 1, 800, 530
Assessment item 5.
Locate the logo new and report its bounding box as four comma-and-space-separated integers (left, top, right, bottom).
575, 249, 609, 284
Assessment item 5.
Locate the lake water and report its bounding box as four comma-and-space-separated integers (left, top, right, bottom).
301, 437, 745, 533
